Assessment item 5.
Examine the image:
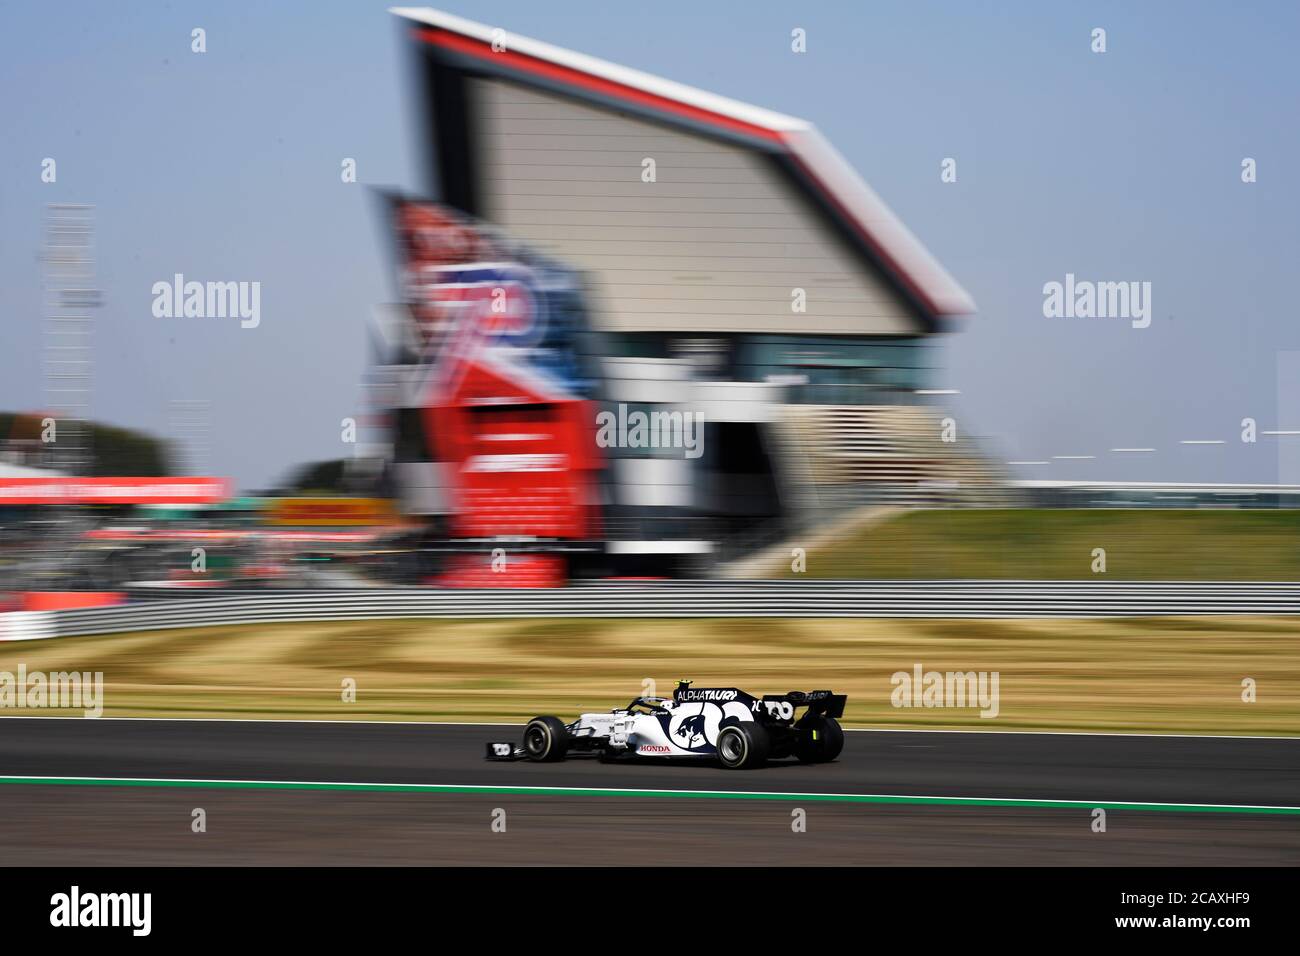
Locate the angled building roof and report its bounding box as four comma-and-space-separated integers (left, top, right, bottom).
391, 7, 975, 333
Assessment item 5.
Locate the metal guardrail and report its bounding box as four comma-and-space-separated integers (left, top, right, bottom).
5, 581, 1300, 640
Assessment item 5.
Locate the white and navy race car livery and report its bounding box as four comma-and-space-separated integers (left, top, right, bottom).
486, 681, 846, 769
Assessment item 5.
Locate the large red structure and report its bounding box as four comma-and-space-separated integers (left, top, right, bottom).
377, 198, 606, 582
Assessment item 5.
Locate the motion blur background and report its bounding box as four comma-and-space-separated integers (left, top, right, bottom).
0, 6, 1297, 877
3, 1, 1300, 599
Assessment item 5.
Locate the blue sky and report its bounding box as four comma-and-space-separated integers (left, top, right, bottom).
2, 0, 1297, 488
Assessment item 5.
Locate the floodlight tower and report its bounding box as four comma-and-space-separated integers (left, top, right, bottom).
41, 203, 100, 475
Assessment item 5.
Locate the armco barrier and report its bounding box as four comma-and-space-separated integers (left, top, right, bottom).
4, 581, 1300, 641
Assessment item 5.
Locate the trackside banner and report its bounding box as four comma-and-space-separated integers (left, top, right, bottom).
264, 497, 398, 527
0, 477, 231, 505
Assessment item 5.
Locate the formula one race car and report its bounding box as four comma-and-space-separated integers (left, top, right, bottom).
486, 681, 846, 769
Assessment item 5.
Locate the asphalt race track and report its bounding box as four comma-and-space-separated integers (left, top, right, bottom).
1, 718, 1297, 807
0, 718, 1296, 864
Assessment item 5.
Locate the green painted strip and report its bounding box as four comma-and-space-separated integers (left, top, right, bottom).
0, 775, 1295, 815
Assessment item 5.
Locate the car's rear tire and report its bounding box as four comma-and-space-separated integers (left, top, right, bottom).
795, 715, 844, 763
716, 722, 769, 769
523, 716, 570, 762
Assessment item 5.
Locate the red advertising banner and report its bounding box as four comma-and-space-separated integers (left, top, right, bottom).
0, 477, 231, 505
388, 198, 603, 542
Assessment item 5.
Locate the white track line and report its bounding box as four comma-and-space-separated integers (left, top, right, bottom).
0, 773, 1294, 813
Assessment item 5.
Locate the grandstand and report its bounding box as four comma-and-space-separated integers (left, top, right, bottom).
378, 8, 994, 573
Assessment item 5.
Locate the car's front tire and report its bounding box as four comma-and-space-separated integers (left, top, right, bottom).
794, 715, 844, 763
523, 716, 570, 762
716, 722, 769, 769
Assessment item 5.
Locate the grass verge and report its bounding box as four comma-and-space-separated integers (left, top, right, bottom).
0, 616, 1296, 735
784, 508, 1300, 579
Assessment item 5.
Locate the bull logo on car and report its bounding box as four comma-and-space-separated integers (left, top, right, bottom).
665, 703, 722, 753
674, 713, 708, 749
664, 700, 752, 752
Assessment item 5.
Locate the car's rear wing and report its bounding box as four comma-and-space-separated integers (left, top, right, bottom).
763, 690, 846, 719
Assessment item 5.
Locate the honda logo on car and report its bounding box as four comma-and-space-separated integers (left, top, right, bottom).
637, 744, 672, 754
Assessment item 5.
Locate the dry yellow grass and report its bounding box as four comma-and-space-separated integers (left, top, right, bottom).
0, 617, 1297, 734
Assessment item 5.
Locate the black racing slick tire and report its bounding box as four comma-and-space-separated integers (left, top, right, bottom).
523, 716, 570, 762
716, 722, 770, 769
795, 715, 844, 763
